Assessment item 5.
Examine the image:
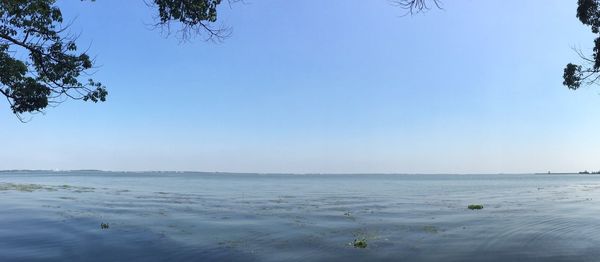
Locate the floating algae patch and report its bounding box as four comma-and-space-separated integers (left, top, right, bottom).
56, 184, 95, 193
349, 230, 381, 249
0, 183, 53, 192
468, 204, 484, 210
61, 184, 93, 191
0, 183, 95, 193
72, 188, 95, 193
352, 238, 368, 248
422, 225, 439, 234
59, 196, 77, 200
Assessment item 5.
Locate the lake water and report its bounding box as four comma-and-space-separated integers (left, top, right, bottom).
1, 171, 600, 261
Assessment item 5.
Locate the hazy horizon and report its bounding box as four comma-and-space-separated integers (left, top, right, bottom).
0, 169, 592, 175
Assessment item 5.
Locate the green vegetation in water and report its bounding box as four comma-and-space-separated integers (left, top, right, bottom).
100, 223, 109, 229
352, 238, 368, 248
0, 183, 47, 192
468, 204, 484, 210
423, 225, 439, 234
0, 183, 95, 193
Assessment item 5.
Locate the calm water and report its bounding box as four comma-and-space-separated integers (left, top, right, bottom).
1, 172, 600, 261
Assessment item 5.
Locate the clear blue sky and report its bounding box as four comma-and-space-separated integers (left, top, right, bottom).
1, 0, 598, 173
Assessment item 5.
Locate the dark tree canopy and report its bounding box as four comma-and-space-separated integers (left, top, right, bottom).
564, 0, 600, 90
0, 0, 441, 121
0, 0, 106, 120
0, 0, 228, 121
152, 0, 230, 41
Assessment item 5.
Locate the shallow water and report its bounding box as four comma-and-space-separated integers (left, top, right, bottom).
1, 171, 600, 261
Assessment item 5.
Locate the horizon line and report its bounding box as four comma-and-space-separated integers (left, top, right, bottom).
0, 169, 587, 175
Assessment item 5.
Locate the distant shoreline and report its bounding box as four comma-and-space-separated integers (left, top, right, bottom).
0, 170, 590, 176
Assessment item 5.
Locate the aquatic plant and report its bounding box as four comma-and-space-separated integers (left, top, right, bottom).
423, 225, 438, 233
352, 238, 368, 248
100, 223, 109, 229
0, 183, 47, 192
468, 204, 483, 210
